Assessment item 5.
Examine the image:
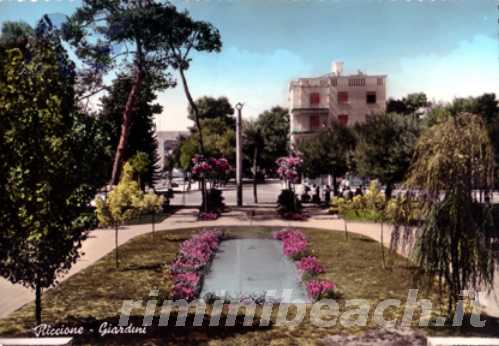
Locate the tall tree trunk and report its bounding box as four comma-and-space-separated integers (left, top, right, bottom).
380, 221, 386, 269
385, 182, 393, 200
178, 67, 207, 211
178, 67, 205, 154
110, 67, 144, 185
35, 280, 42, 325
152, 212, 155, 240
332, 174, 338, 196
344, 219, 349, 240
253, 146, 258, 203
115, 224, 119, 269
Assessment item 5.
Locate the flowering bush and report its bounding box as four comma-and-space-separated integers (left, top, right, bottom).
276, 155, 304, 217
170, 229, 223, 300
273, 229, 308, 259
306, 279, 336, 299
273, 228, 337, 301
296, 256, 324, 274
276, 155, 303, 185
191, 155, 230, 214
191, 155, 231, 179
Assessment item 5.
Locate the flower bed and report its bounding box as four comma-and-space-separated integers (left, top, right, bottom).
273, 228, 336, 300
169, 229, 223, 300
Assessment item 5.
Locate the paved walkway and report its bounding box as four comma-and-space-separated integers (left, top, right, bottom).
1, 207, 498, 319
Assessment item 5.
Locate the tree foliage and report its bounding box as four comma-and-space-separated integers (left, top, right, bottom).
386, 92, 429, 116
99, 74, 163, 187
297, 122, 356, 193
0, 18, 107, 323
392, 113, 497, 312
188, 96, 234, 126
96, 162, 143, 268
353, 113, 421, 198
63, 0, 177, 184
253, 106, 290, 175
178, 96, 236, 171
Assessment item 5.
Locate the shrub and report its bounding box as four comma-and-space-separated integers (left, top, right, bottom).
277, 189, 302, 215
296, 256, 324, 274
201, 188, 225, 214
330, 180, 422, 224
306, 279, 336, 300
170, 229, 223, 300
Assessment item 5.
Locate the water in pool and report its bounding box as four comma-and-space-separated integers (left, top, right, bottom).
200, 238, 309, 303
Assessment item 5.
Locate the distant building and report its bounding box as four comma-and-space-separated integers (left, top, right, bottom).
155, 131, 189, 172
289, 62, 387, 145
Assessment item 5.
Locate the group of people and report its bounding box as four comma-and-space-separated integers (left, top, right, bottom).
300, 181, 365, 207
300, 184, 332, 206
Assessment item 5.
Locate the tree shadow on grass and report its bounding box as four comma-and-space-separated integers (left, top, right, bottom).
121, 263, 163, 272
424, 313, 499, 338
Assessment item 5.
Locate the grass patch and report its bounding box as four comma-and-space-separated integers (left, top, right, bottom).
124, 211, 173, 226
0, 226, 496, 345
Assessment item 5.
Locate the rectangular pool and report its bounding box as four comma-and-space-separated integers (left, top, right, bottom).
200, 238, 309, 303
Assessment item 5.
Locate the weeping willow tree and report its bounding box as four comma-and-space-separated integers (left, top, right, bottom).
391, 112, 497, 313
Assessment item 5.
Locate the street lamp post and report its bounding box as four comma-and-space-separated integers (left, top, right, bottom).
235, 102, 244, 207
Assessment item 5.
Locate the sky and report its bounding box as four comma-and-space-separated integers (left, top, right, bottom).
0, 0, 498, 131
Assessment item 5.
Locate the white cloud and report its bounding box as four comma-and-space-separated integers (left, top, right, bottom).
389, 35, 499, 102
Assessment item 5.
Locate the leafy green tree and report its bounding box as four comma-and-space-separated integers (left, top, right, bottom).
447, 94, 499, 185
392, 113, 496, 312
297, 122, 355, 195
139, 192, 164, 240
0, 21, 34, 50
188, 96, 234, 126
178, 96, 236, 175
353, 113, 421, 199
254, 106, 290, 175
243, 120, 265, 203
63, 0, 177, 184
99, 74, 162, 187
160, 12, 222, 156
96, 162, 143, 269
128, 151, 152, 191
0, 19, 107, 324
386, 92, 429, 115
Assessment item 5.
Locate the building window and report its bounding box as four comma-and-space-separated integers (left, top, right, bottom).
338, 114, 349, 126
338, 91, 349, 104
309, 92, 320, 105
349, 78, 365, 87
310, 115, 321, 130
366, 92, 377, 104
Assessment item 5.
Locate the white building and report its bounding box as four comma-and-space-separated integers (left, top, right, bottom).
155, 131, 189, 171
289, 62, 387, 145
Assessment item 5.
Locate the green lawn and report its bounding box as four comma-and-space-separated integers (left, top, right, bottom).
0, 226, 496, 345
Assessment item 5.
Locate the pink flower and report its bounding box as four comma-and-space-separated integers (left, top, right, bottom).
276, 155, 302, 184
273, 229, 308, 258
172, 283, 196, 300
169, 229, 223, 300
297, 256, 324, 274
306, 279, 336, 300
173, 272, 201, 287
